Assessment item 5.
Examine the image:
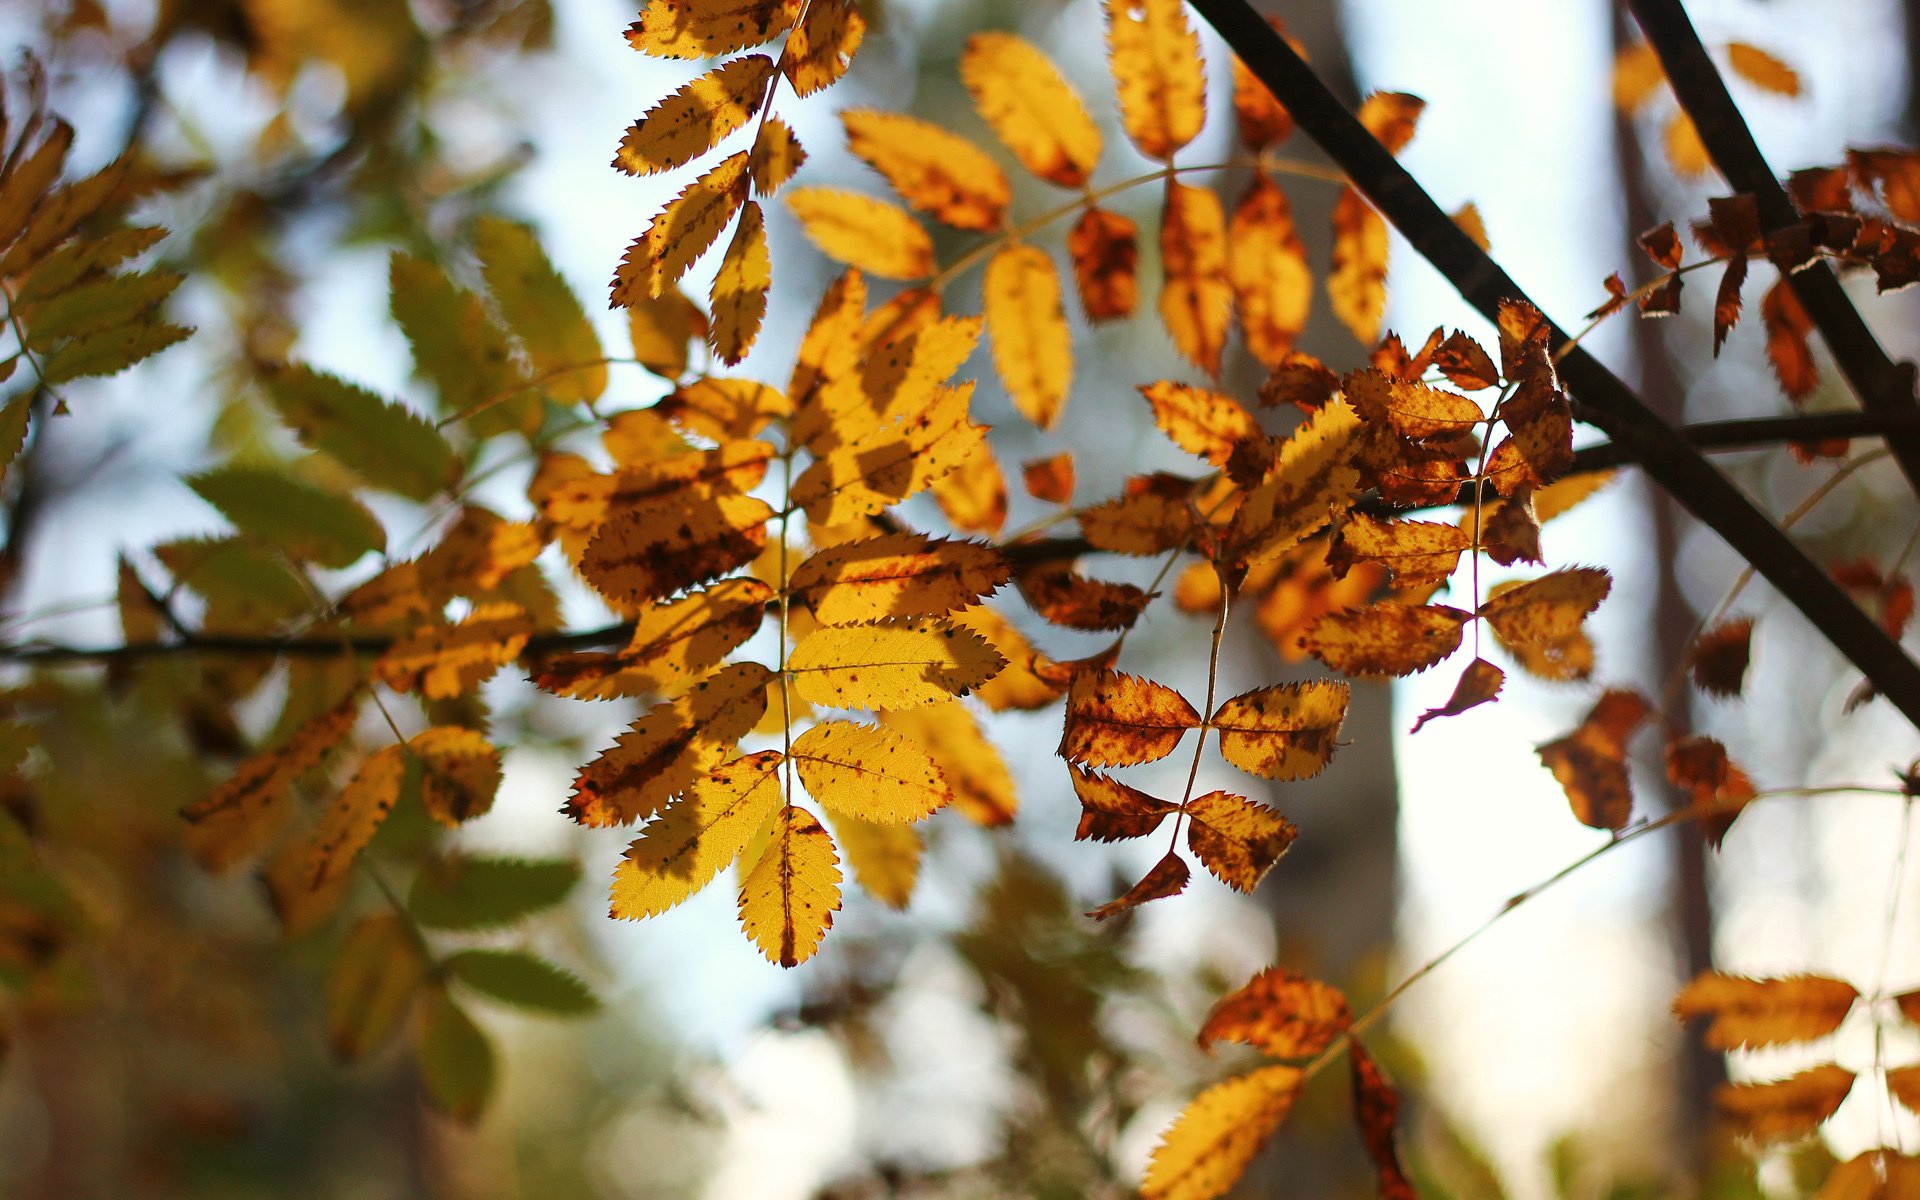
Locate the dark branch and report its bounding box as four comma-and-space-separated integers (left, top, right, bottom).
1625, 0, 1920, 494
1187, 0, 1920, 729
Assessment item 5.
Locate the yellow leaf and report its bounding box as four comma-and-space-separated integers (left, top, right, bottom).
1081, 475, 1199, 556
782, 0, 864, 98
1665, 111, 1713, 179
1088, 851, 1191, 919
931, 440, 1009, 536
710, 201, 771, 365
785, 187, 932, 280
1068, 763, 1176, 841
1304, 602, 1470, 677
306, 745, 410, 889
738, 805, 842, 966
182, 695, 358, 871
614, 55, 775, 177
1477, 567, 1611, 646
626, 288, 706, 378
1672, 972, 1858, 1050
1229, 175, 1312, 369
792, 313, 982, 452
791, 719, 952, 824
1225, 400, 1362, 566
1196, 967, 1351, 1058
327, 913, 425, 1062
541, 441, 773, 534
1726, 43, 1801, 98
1068, 205, 1139, 320
1453, 201, 1490, 252
1209, 681, 1349, 781
568, 662, 772, 826
1344, 366, 1484, 440
613, 151, 749, 305
1141, 1065, 1304, 1200
789, 269, 868, 413
413, 727, 501, 825
790, 383, 985, 525
625, 0, 796, 59
984, 242, 1073, 428
1717, 1065, 1854, 1144
957, 605, 1066, 712
788, 618, 1004, 710
1357, 91, 1424, 155
789, 532, 1010, 624
534, 578, 772, 699
1059, 669, 1201, 767
960, 32, 1101, 188
1612, 42, 1665, 112
1330, 513, 1470, 587
375, 603, 534, 699
749, 117, 807, 195
1140, 380, 1263, 469
828, 811, 922, 908
611, 749, 785, 919
881, 703, 1018, 826
1160, 179, 1232, 377
1106, 0, 1206, 162
658, 378, 790, 441
1329, 188, 1387, 344
578, 490, 773, 610
1186, 791, 1296, 892
841, 109, 1009, 232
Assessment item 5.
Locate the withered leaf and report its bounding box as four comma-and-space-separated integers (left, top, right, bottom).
1692, 617, 1755, 698
1305, 603, 1470, 677
782, 0, 864, 97
568, 662, 772, 826
307, 745, 410, 890
413, 727, 501, 826
1717, 1065, 1855, 1144
1330, 513, 1470, 588
1087, 850, 1191, 920
1536, 689, 1652, 830
1761, 279, 1818, 402
1068, 206, 1139, 321
1019, 563, 1154, 632
1080, 474, 1198, 556
1477, 567, 1611, 645
1209, 681, 1349, 781
1672, 971, 1858, 1050
1140, 380, 1266, 471
626, 0, 795, 58
1069, 764, 1178, 842
1059, 669, 1201, 768
579, 490, 772, 610
1196, 967, 1351, 1058
1409, 657, 1505, 733
1186, 791, 1297, 892
1350, 1043, 1417, 1200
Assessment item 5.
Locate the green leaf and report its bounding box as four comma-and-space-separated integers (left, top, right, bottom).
37, 318, 190, 384
0, 722, 37, 775
261, 363, 457, 501
472, 216, 605, 404
389, 251, 537, 438
444, 948, 599, 1016
189, 466, 386, 568
153, 536, 313, 632
13, 225, 166, 306
20, 268, 182, 350
409, 855, 580, 931
415, 989, 495, 1123
0, 394, 30, 479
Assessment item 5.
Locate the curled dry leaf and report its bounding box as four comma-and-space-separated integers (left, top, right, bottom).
1409, 657, 1505, 733
1059, 669, 1201, 768
1672, 971, 1858, 1050
413, 727, 501, 825
1196, 966, 1352, 1058
1536, 689, 1652, 830
1087, 850, 1190, 920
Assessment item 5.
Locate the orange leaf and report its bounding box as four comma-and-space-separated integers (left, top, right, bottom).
1305, 603, 1470, 677
1351, 1043, 1417, 1200
1225, 400, 1363, 566
1612, 43, 1665, 112
1761, 279, 1817, 402
1819, 1151, 1920, 1199
749, 116, 807, 195
1229, 176, 1312, 369
1059, 669, 1201, 768
614, 55, 775, 176
782, 0, 864, 97
1106, 0, 1206, 162
568, 662, 772, 826
1209, 681, 1349, 781
1087, 851, 1190, 920
412, 727, 501, 826
1160, 180, 1232, 377
182, 695, 358, 871
1726, 43, 1801, 98
1409, 657, 1505, 733
985, 242, 1073, 428
306, 745, 409, 889
1069, 764, 1177, 842
1067, 206, 1139, 321
626, 0, 795, 59
1665, 111, 1713, 179
1357, 91, 1424, 154
375, 604, 533, 699
785, 188, 932, 280
1141, 1064, 1303, 1200
709, 201, 770, 365
1231, 31, 1295, 150
841, 109, 1010, 232
1477, 567, 1610, 645
1329, 513, 1470, 588
1081, 474, 1199, 556
1717, 1065, 1855, 1144
1022, 452, 1075, 504
612, 151, 749, 304
1186, 791, 1297, 892
931, 440, 1009, 536
578, 490, 772, 610
1344, 367, 1483, 440
1673, 972, 1858, 1050
961, 32, 1101, 189
1020, 563, 1153, 632
1139, 380, 1264, 472
534, 578, 771, 700
1330, 189, 1387, 344
1196, 967, 1350, 1058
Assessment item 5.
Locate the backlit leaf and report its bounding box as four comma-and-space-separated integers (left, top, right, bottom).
782, 0, 864, 97
1329, 513, 1470, 587
1225, 399, 1362, 566
1329, 189, 1387, 344
375, 604, 534, 700
1069, 764, 1176, 841
880, 704, 1018, 826
786, 187, 933, 280
474, 215, 606, 403
985, 242, 1073, 428
1304, 603, 1470, 677
613, 151, 750, 304
1196, 967, 1350, 1058
391, 251, 536, 437
327, 913, 424, 1062
842, 109, 1009, 232
931, 442, 1009, 535
1819, 1151, 1920, 1199
1187, 791, 1296, 892
1410, 657, 1505, 733
1726, 43, 1801, 97
1344, 367, 1483, 440
1160, 180, 1232, 376
1210, 681, 1349, 781
1537, 689, 1652, 830
961, 32, 1101, 188
614, 54, 775, 176
578, 490, 773, 609
1106, 0, 1205, 162
789, 533, 1010, 624
1718, 1065, 1854, 1144
626, 0, 795, 58
1140, 380, 1264, 470
1673, 972, 1858, 1050
1019, 563, 1153, 631
1477, 567, 1611, 645
569, 662, 772, 826
1088, 851, 1191, 920
189, 466, 385, 569
1068, 206, 1139, 321
612, 750, 784, 919
182, 696, 359, 871
1230, 176, 1311, 369
791, 719, 953, 824
447, 949, 598, 1016
412, 727, 501, 825
710, 201, 771, 364
829, 812, 922, 908
1061, 670, 1200, 767
306, 745, 410, 889
260, 363, 455, 501
787, 618, 1004, 709
738, 805, 842, 966
535, 578, 771, 699
1141, 1064, 1304, 1200
790, 384, 984, 525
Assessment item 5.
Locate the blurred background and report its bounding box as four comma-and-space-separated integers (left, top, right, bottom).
1, 0, 1919, 1197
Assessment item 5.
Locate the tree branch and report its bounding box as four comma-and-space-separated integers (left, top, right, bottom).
1186, 0, 1920, 729
1624, 0, 1920, 496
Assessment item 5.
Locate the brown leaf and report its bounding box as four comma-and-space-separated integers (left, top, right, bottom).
1351, 1043, 1418, 1200
1692, 617, 1755, 698
1022, 452, 1075, 504
1673, 972, 1858, 1050
579, 490, 773, 611
1761, 279, 1817, 402
1080, 474, 1199, 556
1059, 669, 1201, 768
1304, 603, 1470, 677
1161, 179, 1232, 376
1019, 563, 1153, 632
1186, 791, 1297, 892
1209, 681, 1349, 781
1477, 567, 1611, 645
1069, 764, 1178, 842
1260, 353, 1339, 411
1087, 851, 1190, 920
1410, 657, 1505, 733
1432, 330, 1500, 391
568, 662, 771, 826
1536, 689, 1652, 830
1067, 206, 1139, 321
1197, 967, 1351, 1058
1717, 1064, 1854, 1144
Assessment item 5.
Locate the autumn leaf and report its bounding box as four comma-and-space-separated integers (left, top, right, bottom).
786, 617, 1004, 709
790, 719, 952, 824
841, 109, 1010, 232
1761, 279, 1817, 402
1726, 43, 1801, 97
306, 744, 410, 889
782, 0, 865, 97
1141, 1065, 1304, 1200
1087, 851, 1191, 920
1717, 1065, 1855, 1143
1673, 972, 1858, 1050
1209, 681, 1349, 780
791, 384, 985, 525
1819, 1151, 1920, 1199
710, 201, 771, 364
1330, 189, 1387, 344
1537, 689, 1653, 830
1059, 669, 1201, 767
1477, 567, 1611, 645
786, 188, 932, 280
1344, 367, 1483, 440
375, 603, 534, 699
1305, 603, 1470, 677
738, 805, 842, 967
1225, 399, 1363, 566
534, 578, 771, 700
749, 117, 807, 195
1196, 967, 1351, 1058
1080, 474, 1199, 556
960, 32, 1102, 188
413, 727, 501, 825
1410, 657, 1505, 733
984, 243, 1073, 428
182, 695, 359, 871
260, 363, 456, 502
789, 533, 1009, 625
1693, 617, 1755, 698
611, 750, 785, 919
626, 0, 795, 59
1351, 1043, 1417, 1200
616, 56, 775, 177
881, 703, 1018, 826
829, 811, 922, 908
1186, 791, 1297, 891
568, 661, 772, 826
1665, 111, 1712, 178
657, 378, 790, 442
931, 441, 1009, 535
1230, 176, 1312, 369
1139, 380, 1265, 471
1329, 513, 1470, 588
1023, 453, 1075, 504
578, 490, 772, 610
613, 151, 749, 304
1069, 764, 1177, 842
1106, 0, 1206, 162
1068, 206, 1139, 320
1160, 180, 1232, 376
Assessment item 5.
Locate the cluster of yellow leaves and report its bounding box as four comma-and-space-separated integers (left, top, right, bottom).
1144, 968, 1411, 1200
